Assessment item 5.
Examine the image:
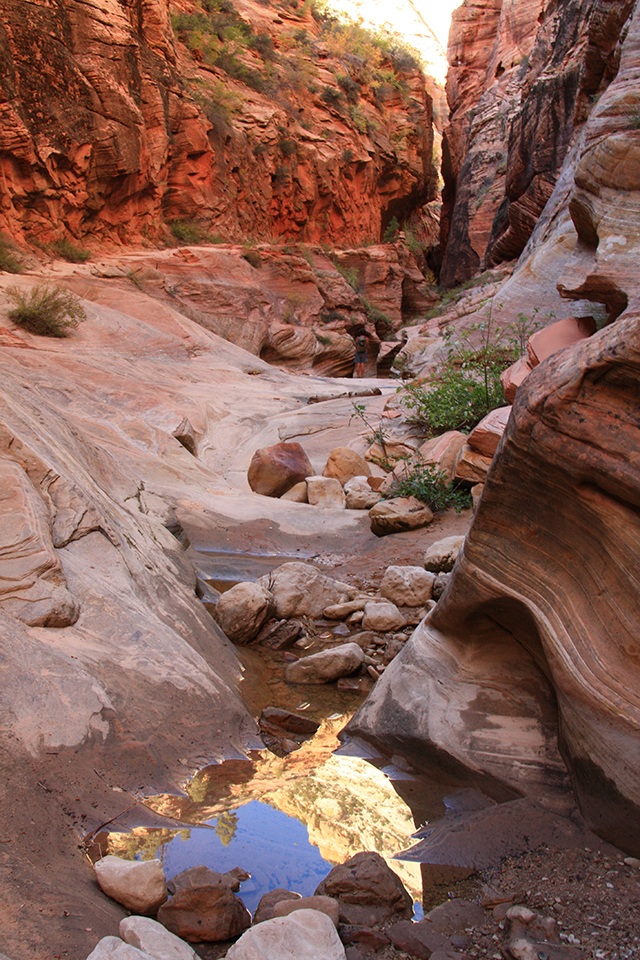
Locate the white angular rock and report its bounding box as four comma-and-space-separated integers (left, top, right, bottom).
344, 476, 382, 510
94, 856, 167, 913
423, 536, 465, 573
213, 581, 274, 643
85, 936, 157, 960
379, 566, 436, 607
285, 643, 365, 684
362, 602, 406, 632
258, 562, 355, 618
119, 917, 198, 960
225, 909, 347, 960
306, 476, 346, 509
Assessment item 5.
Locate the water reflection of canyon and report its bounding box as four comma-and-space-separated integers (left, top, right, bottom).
99, 718, 455, 910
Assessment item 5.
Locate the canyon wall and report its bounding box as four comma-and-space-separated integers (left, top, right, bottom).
350, 0, 640, 853
0, 0, 437, 248
439, 0, 634, 287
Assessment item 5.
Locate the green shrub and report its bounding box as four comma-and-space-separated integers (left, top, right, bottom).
401, 369, 505, 434
51, 237, 91, 263
386, 456, 471, 512
383, 216, 400, 242
399, 303, 529, 434
320, 86, 343, 108
279, 136, 297, 157
0, 234, 24, 274
6, 284, 86, 337
169, 220, 226, 245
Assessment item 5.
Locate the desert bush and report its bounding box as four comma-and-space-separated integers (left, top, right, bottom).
383, 216, 400, 242
320, 86, 343, 108
6, 284, 86, 337
52, 237, 90, 263
0, 235, 24, 274
399, 303, 541, 434
386, 455, 471, 512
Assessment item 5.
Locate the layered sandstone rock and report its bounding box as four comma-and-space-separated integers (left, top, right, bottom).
350, 316, 640, 849
0, 0, 436, 248
439, 0, 633, 287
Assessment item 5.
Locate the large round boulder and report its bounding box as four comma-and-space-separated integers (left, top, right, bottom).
213, 581, 274, 643
157, 884, 251, 943
285, 642, 365, 684
258, 562, 356, 618
248, 442, 313, 497
423, 536, 465, 573
322, 447, 371, 485
226, 909, 346, 960
94, 856, 167, 914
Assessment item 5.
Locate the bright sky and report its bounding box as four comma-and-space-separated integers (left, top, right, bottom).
327, 0, 461, 82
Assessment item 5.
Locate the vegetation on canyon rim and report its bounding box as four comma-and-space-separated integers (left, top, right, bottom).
171, 0, 422, 138
6, 284, 87, 338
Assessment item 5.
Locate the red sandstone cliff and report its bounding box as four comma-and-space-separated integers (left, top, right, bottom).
0, 0, 438, 249
439, 0, 633, 287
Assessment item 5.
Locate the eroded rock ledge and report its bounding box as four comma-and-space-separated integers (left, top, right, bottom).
348, 315, 640, 853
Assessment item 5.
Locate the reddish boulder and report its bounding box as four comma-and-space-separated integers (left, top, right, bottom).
468, 406, 511, 459
315, 852, 412, 926
500, 356, 534, 404
322, 447, 371, 485
247, 442, 313, 498
527, 316, 596, 367
157, 884, 251, 943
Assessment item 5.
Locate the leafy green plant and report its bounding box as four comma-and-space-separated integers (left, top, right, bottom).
6, 284, 86, 337
51, 237, 91, 263
400, 302, 514, 434
334, 263, 360, 290
0, 234, 24, 274
386, 455, 471, 512
350, 401, 392, 469
315, 333, 332, 345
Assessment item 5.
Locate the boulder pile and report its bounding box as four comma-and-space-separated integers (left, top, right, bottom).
211, 550, 462, 724
85, 845, 614, 960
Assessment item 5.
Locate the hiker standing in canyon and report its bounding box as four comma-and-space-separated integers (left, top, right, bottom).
353, 333, 368, 377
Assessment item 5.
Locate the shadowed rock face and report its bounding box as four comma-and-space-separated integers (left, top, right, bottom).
439, 0, 634, 287
349, 315, 640, 851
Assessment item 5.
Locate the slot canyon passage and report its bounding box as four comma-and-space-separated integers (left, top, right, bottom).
0, 0, 639, 958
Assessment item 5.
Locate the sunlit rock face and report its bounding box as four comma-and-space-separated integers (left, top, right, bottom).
439, 0, 634, 287
0, 0, 436, 247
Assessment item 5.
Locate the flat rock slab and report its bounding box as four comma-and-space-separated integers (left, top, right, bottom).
398, 798, 617, 869
0, 458, 79, 627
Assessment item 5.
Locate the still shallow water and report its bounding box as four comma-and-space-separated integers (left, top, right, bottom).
89, 554, 461, 916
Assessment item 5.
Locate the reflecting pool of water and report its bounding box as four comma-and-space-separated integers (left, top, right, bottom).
87, 570, 463, 918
